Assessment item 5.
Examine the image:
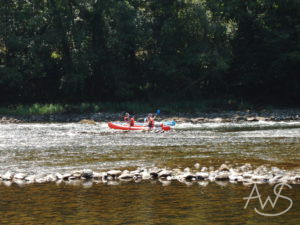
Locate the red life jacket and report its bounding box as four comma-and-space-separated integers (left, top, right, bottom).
129, 118, 135, 126
148, 117, 154, 127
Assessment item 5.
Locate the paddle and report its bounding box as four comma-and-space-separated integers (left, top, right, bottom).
143, 109, 160, 122
156, 109, 161, 116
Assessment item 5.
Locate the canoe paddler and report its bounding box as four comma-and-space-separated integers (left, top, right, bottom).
124, 112, 130, 122
147, 113, 155, 130
129, 116, 135, 127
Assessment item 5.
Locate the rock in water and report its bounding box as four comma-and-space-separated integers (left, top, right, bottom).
141, 171, 151, 180
56, 173, 63, 180
107, 170, 122, 177
71, 171, 82, 179
24, 175, 36, 182
183, 173, 196, 180
2, 171, 14, 180
119, 173, 134, 180
62, 173, 72, 180
194, 163, 200, 169
81, 169, 93, 179
92, 172, 104, 180
201, 167, 208, 172
218, 164, 230, 172
195, 172, 209, 180
215, 172, 230, 181
158, 170, 172, 178
14, 173, 27, 180
183, 167, 190, 173
45, 174, 57, 182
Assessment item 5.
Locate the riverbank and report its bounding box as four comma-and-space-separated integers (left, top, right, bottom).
0, 108, 300, 123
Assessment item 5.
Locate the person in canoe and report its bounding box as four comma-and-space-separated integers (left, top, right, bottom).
129, 116, 135, 127
124, 113, 130, 122
147, 113, 155, 131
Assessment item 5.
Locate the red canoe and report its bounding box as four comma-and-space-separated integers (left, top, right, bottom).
108, 122, 171, 131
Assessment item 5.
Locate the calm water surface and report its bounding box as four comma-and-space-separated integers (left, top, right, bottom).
0, 121, 299, 224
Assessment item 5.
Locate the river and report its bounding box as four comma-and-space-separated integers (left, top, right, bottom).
0, 121, 299, 224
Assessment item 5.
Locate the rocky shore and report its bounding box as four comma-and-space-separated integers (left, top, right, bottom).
0, 108, 300, 124
1, 164, 299, 187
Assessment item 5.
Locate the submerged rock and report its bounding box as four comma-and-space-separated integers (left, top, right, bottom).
198, 181, 209, 187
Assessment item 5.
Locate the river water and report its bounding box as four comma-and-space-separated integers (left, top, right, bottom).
0, 121, 299, 224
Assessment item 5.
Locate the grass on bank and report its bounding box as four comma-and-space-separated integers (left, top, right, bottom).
0, 100, 255, 116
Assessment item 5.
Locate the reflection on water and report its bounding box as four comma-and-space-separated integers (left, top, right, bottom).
0, 182, 299, 225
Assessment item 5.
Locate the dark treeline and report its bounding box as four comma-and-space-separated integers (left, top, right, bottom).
0, 0, 299, 106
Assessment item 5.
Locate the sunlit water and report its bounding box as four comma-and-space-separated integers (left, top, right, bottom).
0, 121, 299, 174
0, 121, 299, 224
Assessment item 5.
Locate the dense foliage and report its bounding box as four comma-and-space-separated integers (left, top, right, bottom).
1, 0, 299, 106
